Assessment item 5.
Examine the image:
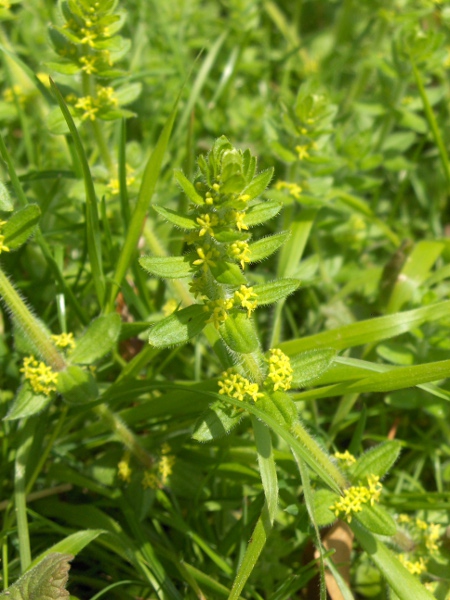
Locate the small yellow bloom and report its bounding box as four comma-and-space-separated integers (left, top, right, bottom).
75, 96, 98, 121
51, 332, 76, 350
21, 356, 58, 396
274, 181, 302, 199
329, 475, 382, 523
0, 234, 10, 254
196, 213, 219, 237
80, 55, 98, 74
158, 454, 175, 484
162, 298, 178, 316
218, 369, 263, 402
205, 298, 234, 328
398, 555, 427, 575
295, 145, 310, 160
193, 245, 218, 270
334, 450, 356, 465
231, 210, 249, 232
234, 285, 258, 317
229, 241, 251, 269
118, 454, 132, 483
267, 348, 293, 391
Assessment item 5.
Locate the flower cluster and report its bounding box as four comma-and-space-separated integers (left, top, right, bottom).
48, 0, 141, 123
218, 369, 263, 403
267, 348, 293, 391
334, 450, 356, 466
118, 452, 132, 483
51, 332, 76, 350
142, 444, 175, 489
396, 513, 442, 574
21, 356, 58, 396
274, 180, 302, 199
0, 220, 10, 254
329, 474, 382, 522
174, 137, 271, 328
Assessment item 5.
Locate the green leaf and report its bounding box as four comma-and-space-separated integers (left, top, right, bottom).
248, 231, 289, 263
174, 170, 205, 205
312, 489, 340, 527
57, 366, 98, 405
253, 278, 300, 305
152, 204, 197, 230
242, 168, 274, 200
290, 348, 337, 387
252, 417, 278, 518
69, 314, 121, 364
5, 382, 52, 421
114, 82, 142, 106
244, 199, 282, 227
148, 305, 209, 347
279, 299, 450, 354
30, 531, 104, 568
210, 260, 247, 285
219, 312, 259, 353
192, 400, 242, 442
263, 391, 298, 427
352, 441, 401, 481
49, 79, 105, 305
0, 180, 13, 211
351, 520, 435, 600
3, 204, 41, 250
139, 255, 192, 279
0, 553, 73, 599
355, 504, 397, 537
107, 88, 180, 310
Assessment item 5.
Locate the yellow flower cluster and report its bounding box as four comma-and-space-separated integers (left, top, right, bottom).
21, 356, 58, 396
107, 164, 136, 196
398, 555, 427, 576
118, 453, 132, 483
267, 348, 293, 391
74, 86, 119, 121
0, 220, 10, 254
218, 369, 263, 402
141, 444, 175, 489
204, 298, 234, 329
274, 181, 302, 199
51, 332, 76, 350
330, 474, 382, 522
228, 241, 251, 269
234, 285, 258, 317
334, 450, 356, 465
397, 514, 442, 555
196, 213, 219, 237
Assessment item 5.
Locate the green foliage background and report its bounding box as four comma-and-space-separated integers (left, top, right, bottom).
1, 0, 450, 599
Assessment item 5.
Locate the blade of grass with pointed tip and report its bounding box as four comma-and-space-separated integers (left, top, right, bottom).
107, 93, 181, 311
280, 299, 450, 354
49, 79, 105, 306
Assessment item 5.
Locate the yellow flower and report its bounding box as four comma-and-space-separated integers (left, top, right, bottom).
80, 55, 98, 74
218, 369, 263, 402
295, 145, 310, 160
274, 180, 302, 199
21, 356, 58, 396
75, 96, 98, 121
329, 475, 382, 523
51, 332, 76, 350
205, 298, 234, 328
398, 555, 427, 576
234, 285, 258, 317
193, 245, 218, 270
334, 450, 356, 465
231, 210, 249, 232
196, 213, 219, 237
158, 454, 175, 484
229, 241, 251, 269
0, 234, 10, 254
267, 348, 293, 391
118, 454, 132, 482
162, 298, 178, 316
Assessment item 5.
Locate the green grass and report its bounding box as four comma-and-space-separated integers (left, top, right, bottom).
0, 1, 450, 599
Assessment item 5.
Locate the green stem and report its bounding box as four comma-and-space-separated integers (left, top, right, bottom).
14, 419, 36, 572
94, 404, 154, 470
0, 268, 66, 371
291, 421, 348, 491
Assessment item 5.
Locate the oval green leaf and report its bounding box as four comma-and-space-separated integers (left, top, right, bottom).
290, 348, 337, 388
5, 382, 52, 421
248, 231, 290, 263
244, 199, 282, 227
57, 366, 98, 405
219, 311, 259, 353
3, 204, 41, 250
139, 255, 192, 279
152, 204, 197, 230
253, 278, 300, 306
148, 305, 209, 347
69, 314, 121, 365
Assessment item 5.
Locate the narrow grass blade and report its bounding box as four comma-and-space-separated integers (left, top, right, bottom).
252, 417, 278, 519
49, 79, 105, 306
279, 299, 450, 354
107, 93, 181, 311
351, 520, 435, 600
